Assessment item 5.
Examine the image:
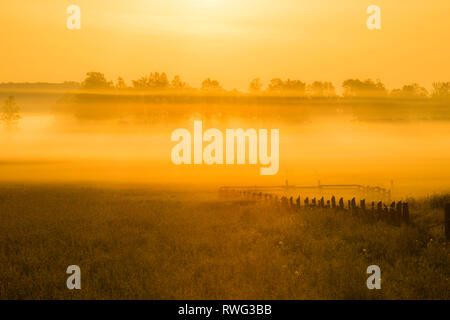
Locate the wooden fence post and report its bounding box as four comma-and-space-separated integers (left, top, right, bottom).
371, 201, 375, 219
339, 197, 344, 210
402, 202, 409, 224
390, 201, 396, 222
396, 201, 403, 225
445, 204, 450, 242
351, 198, 356, 215
377, 201, 382, 212
281, 196, 288, 208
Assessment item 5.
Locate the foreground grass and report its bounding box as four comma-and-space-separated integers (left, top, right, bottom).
0, 184, 448, 299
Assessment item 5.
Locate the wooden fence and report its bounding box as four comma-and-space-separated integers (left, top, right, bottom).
221, 189, 410, 225
446, 204, 450, 242
220, 189, 450, 242
219, 181, 391, 202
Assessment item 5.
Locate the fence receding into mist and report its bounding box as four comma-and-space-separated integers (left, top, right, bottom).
220, 188, 450, 242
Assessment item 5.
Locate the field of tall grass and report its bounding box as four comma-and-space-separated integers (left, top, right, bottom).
0, 184, 448, 299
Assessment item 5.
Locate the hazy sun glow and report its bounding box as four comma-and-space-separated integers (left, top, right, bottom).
0, 0, 449, 90
191, 0, 223, 8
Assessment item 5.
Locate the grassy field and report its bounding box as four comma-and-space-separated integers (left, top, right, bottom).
0, 184, 448, 299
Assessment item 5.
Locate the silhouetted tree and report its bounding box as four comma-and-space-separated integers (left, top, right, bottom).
171, 75, 190, 90
201, 78, 222, 92
1, 96, 20, 129
81, 72, 113, 90
342, 79, 387, 97
391, 83, 428, 98
283, 79, 306, 94
266, 78, 284, 92
115, 77, 127, 89
266, 78, 306, 95
249, 78, 263, 94
431, 82, 450, 99
307, 81, 336, 98
132, 72, 169, 90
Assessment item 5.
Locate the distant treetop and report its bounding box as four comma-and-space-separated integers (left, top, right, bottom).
81, 72, 113, 90
70, 72, 450, 99
342, 79, 387, 98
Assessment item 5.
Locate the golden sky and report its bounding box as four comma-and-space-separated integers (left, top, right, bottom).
0, 0, 449, 90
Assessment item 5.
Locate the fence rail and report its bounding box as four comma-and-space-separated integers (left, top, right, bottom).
219, 182, 391, 201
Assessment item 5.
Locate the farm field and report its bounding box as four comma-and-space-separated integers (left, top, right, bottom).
1, 0, 450, 304
0, 184, 448, 299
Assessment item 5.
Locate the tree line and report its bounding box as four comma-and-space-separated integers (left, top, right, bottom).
75, 71, 450, 99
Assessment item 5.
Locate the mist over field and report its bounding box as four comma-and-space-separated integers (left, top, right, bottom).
1, 0, 450, 302
0, 89, 449, 198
